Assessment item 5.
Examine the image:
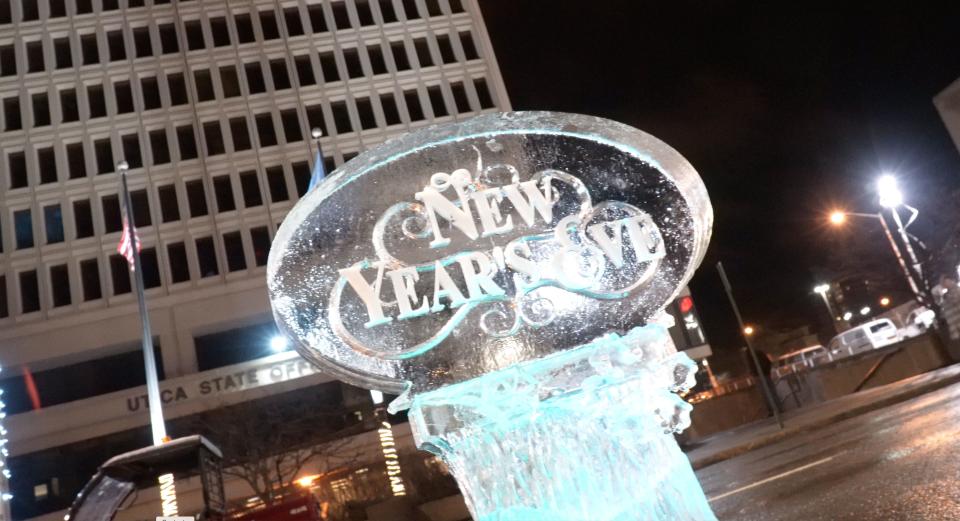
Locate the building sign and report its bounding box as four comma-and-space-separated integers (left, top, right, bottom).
125, 354, 318, 413
268, 112, 712, 403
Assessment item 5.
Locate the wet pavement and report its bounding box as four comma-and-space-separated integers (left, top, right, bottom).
696, 380, 960, 520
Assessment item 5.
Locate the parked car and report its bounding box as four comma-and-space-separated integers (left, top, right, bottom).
900, 306, 936, 339
827, 318, 900, 358
772, 344, 834, 377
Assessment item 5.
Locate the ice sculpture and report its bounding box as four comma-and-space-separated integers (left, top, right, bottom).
268, 112, 717, 520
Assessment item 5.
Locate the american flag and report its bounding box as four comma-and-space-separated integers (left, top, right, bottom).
117, 216, 142, 270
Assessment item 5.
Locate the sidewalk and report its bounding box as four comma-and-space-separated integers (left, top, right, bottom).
685, 362, 960, 470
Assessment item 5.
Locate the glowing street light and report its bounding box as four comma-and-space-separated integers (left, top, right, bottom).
743, 325, 755, 336
813, 284, 839, 334
842, 311, 853, 321
860, 306, 871, 316
829, 211, 847, 225
880, 296, 891, 307
877, 174, 903, 209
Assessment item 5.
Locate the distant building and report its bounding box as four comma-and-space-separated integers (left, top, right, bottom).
935, 77, 960, 158
0, 0, 508, 519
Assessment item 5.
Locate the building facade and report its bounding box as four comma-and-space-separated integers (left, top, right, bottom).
0, 0, 508, 519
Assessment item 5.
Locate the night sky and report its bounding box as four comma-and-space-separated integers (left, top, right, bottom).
482, 2, 960, 354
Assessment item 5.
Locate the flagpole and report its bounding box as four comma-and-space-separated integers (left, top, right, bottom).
118, 161, 168, 446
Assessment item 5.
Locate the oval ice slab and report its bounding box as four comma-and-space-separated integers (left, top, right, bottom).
267, 111, 712, 400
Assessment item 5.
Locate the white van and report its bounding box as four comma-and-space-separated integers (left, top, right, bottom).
827, 318, 900, 359
772, 345, 833, 377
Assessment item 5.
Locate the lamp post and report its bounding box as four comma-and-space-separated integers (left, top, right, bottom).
877, 175, 927, 295
813, 284, 840, 334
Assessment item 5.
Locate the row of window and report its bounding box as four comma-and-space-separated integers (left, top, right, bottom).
0, 224, 274, 318
1, 31, 481, 133
1, 157, 331, 254
3, 77, 495, 190
0, 0, 464, 27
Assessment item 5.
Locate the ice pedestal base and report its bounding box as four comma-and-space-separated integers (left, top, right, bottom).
405, 324, 717, 521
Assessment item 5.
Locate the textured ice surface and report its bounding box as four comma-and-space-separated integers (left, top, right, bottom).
408, 324, 717, 521
266, 112, 713, 397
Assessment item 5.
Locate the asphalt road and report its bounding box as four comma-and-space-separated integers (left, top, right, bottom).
696, 380, 960, 520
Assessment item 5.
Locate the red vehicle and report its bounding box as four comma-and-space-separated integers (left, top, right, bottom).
232, 493, 325, 521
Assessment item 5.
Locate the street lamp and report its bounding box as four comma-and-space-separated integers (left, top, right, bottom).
875, 174, 926, 298
880, 296, 891, 307
860, 306, 871, 316
842, 311, 853, 321
813, 284, 840, 334
743, 325, 755, 336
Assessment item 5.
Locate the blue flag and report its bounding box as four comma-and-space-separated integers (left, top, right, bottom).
307, 149, 326, 192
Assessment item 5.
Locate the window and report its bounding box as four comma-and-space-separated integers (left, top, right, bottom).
67, 143, 86, 179
356, 0, 374, 25
266, 166, 289, 202
451, 81, 470, 112
44, 205, 64, 244
159, 24, 178, 53
220, 66, 241, 97
390, 41, 410, 71
474, 78, 494, 108
133, 27, 151, 58
280, 109, 302, 142
380, 93, 401, 125
177, 124, 198, 160
343, 48, 363, 78
107, 31, 126, 61
0, 1, 7, 24
141, 248, 161, 288
76, 0, 91, 13
212, 175, 235, 213
80, 34, 98, 65
404, 89, 424, 121
255, 113, 277, 147
110, 255, 131, 294
239, 171, 262, 207
14, 209, 34, 249
167, 242, 189, 282
414, 38, 433, 67
235, 13, 255, 43
306, 105, 328, 135
449, 0, 464, 12
141, 77, 161, 110
223, 232, 246, 271
168, 73, 189, 105
250, 226, 270, 266
210, 17, 230, 46
194, 69, 215, 102
80, 259, 101, 301
203, 121, 225, 155
259, 10, 280, 40
428, 85, 447, 117
196, 237, 219, 277
20, 270, 40, 312
308, 4, 327, 33
331, 101, 352, 133
0, 276, 5, 318
50, 265, 71, 307
294, 55, 316, 86
95, 139, 114, 174
437, 34, 455, 63
367, 45, 387, 75
379, 0, 397, 22
270, 59, 291, 90
101, 194, 121, 232
229, 117, 251, 151
8, 151, 27, 188
130, 189, 151, 227
356, 98, 376, 129
102, 0, 117, 10
460, 31, 479, 60
122, 133, 142, 169
185, 21, 204, 50
32, 93, 50, 127
157, 185, 179, 222
54, 38, 72, 68
26, 41, 44, 73
424, 0, 441, 16
4, 97, 21, 130
319, 52, 339, 82
115, 81, 134, 113
283, 7, 304, 36
87, 84, 107, 118
73, 199, 93, 238
245, 62, 267, 94
292, 161, 311, 196
0, 45, 14, 76
185, 180, 208, 217
38, 146, 57, 183
402, 0, 419, 19
331, 1, 350, 29
22, 0, 38, 20
60, 89, 79, 122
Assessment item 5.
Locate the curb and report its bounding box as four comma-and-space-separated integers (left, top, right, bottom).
689, 371, 960, 470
